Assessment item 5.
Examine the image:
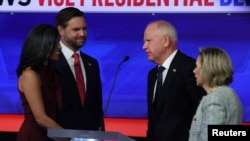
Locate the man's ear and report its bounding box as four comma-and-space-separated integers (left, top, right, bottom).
163, 34, 170, 47
57, 26, 64, 35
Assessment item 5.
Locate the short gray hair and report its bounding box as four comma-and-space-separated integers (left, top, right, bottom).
150, 20, 177, 42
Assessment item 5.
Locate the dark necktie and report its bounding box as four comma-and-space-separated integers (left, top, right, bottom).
73, 53, 86, 105
154, 66, 165, 109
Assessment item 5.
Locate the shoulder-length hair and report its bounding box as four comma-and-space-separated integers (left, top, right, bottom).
16, 24, 59, 77
199, 47, 233, 87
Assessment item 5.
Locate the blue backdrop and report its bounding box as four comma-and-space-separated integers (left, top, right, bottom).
0, 12, 249, 122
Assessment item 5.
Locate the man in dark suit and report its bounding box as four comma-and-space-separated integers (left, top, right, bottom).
143, 20, 206, 141
51, 7, 104, 131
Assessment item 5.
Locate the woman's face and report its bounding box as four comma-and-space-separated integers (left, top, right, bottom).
193, 55, 203, 86
50, 43, 61, 61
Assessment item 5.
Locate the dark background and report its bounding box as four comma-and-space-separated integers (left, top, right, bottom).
0, 12, 249, 122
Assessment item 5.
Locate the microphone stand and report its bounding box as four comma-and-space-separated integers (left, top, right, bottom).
98, 56, 129, 131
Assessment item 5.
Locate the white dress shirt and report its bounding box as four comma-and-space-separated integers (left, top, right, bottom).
60, 41, 87, 89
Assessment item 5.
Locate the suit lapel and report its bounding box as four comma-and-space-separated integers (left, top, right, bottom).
54, 52, 75, 80
156, 51, 182, 115
79, 52, 97, 96
149, 67, 158, 103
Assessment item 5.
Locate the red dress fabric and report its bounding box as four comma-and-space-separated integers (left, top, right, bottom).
16, 66, 61, 141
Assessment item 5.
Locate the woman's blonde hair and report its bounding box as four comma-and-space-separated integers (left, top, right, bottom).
199, 47, 233, 87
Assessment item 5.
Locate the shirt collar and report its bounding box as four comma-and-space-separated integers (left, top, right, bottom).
161, 49, 178, 70
60, 41, 80, 60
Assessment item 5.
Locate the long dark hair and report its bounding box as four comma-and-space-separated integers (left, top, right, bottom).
16, 24, 59, 77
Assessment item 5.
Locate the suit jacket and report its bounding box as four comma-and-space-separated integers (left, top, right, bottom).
51, 51, 104, 130
146, 51, 206, 141
188, 86, 243, 141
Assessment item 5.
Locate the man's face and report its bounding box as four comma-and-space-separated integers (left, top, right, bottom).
59, 16, 87, 52
143, 23, 166, 64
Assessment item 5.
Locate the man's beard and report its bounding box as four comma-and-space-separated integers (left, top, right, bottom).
65, 36, 85, 50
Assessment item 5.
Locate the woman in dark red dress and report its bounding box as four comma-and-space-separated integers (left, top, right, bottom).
16, 24, 63, 141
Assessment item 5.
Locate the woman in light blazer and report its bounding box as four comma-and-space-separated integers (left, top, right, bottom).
189, 47, 243, 141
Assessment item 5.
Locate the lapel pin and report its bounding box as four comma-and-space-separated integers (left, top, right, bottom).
173, 69, 176, 72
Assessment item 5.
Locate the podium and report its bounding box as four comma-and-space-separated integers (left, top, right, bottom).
47, 128, 136, 141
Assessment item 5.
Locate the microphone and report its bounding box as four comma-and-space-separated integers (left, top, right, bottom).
118, 56, 129, 68
99, 56, 130, 131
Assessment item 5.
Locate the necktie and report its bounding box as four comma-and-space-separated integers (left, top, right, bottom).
154, 66, 165, 109
73, 53, 86, 105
